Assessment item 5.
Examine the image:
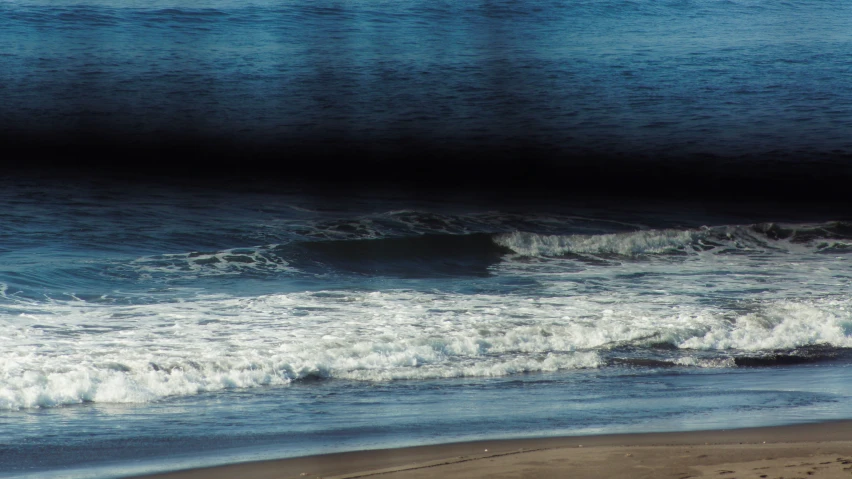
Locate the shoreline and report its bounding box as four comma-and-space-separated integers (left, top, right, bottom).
134, 420, 852, 479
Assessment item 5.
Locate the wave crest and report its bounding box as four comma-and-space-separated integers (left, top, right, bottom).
494, 221, 852, 258
494, 229, 701, 257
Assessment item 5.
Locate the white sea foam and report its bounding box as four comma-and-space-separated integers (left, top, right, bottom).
681, 300, 852, 351
129, 245, 297, 279
494, 229, 703, 257
494, 223, 852, 258
3, 285, 850, 410
0, 291, 611, 410
672, 356, 737, 368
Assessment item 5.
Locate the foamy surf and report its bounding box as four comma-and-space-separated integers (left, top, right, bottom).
494, 222, 852, 258
3, 288, 851, 410
5, 217, 852, 411
494, 229, 701, 257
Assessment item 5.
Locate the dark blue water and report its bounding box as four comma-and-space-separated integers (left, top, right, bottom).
2, 0, 852, 477
2, 0, 851, 159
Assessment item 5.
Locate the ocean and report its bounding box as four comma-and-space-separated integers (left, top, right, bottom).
2, 180, 852, 478
2, 0, 852, 477
2, 0, 851, 170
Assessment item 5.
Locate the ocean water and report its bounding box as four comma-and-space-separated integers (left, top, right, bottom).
2, 0, 851, 161
2, 180, 852, 478
2, 0, 852, 477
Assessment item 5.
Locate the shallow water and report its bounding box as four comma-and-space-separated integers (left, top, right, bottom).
6, 365, 852, 478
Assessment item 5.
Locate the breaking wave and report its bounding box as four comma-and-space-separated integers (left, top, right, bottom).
121, 221, 852, 283
2, 290, 851, 410
494, 221, 852, 258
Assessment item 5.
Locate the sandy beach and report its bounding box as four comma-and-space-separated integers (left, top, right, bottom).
135, 421, 852, 479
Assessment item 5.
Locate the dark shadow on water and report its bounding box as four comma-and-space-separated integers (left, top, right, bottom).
4, 130, 852, 214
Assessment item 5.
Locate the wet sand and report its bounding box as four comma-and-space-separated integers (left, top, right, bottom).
135, 421, 852, 479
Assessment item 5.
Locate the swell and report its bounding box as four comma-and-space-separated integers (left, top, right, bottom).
289, 233, 513, 277
8, 220, 852, 295
126, 233, 513, 281
115, 220, 852, 283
